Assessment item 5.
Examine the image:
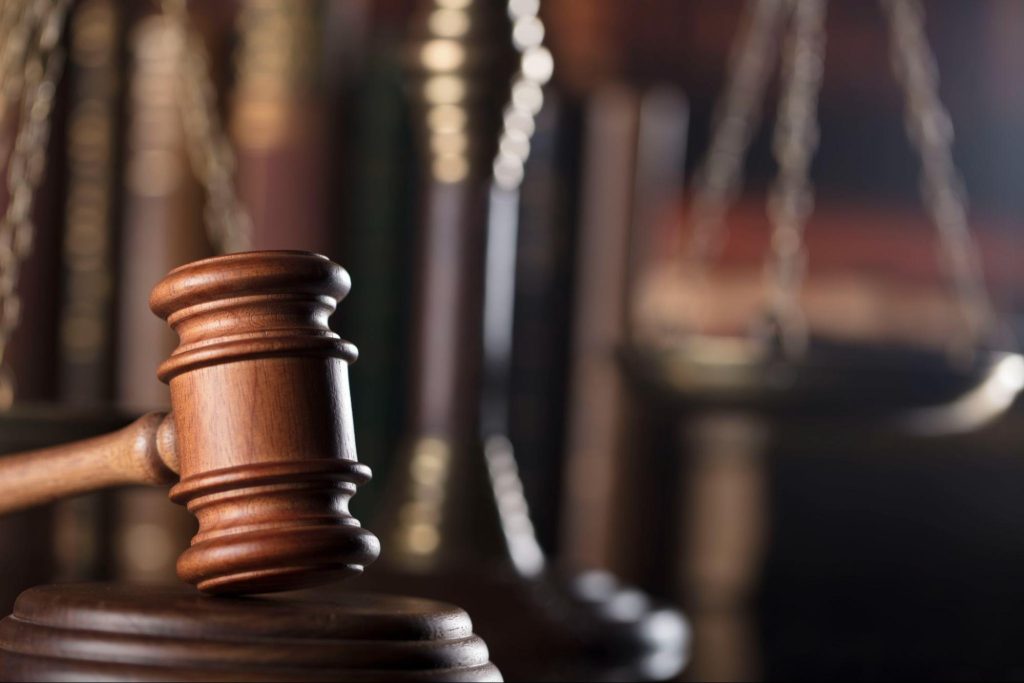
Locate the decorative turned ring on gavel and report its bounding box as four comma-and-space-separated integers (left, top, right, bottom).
149, 251, 380, 594
0, 251, 379, 596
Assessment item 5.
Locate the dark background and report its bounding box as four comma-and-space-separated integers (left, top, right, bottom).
3, 1, 1024, 680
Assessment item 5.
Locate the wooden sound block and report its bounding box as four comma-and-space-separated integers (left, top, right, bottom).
0, 583, 502, 682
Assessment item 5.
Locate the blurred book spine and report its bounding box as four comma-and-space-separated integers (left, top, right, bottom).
59, 0, 121, 406
615, 86, 692, 589
231, 0, 330, 255
52, 0, 124, 583
681, 414, 767, 682
400, 0, 512, 445
559, 84, 690, 576
322, 0, 371, 90
371, 0, 516, 574
559, 84, 640, 573
118, 12, 203, 413
342, 42, 414, 516
114, 11, 201, 583
506, 93, 577, 553
627, 87, 688, 335
0, 0, 74, 610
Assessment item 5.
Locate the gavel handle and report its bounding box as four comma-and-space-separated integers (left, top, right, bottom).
0, 412, 179, 515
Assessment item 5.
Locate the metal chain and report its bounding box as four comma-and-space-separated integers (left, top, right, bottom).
480, 0, 553, 579
0, 1, 42, 160
760, 0, 827, 358
159, 0, 252, 255
492, 0, 554, 190
0, 2, 34, 98
882, 0, 1000, 356
684, 0, 787, 272
0, 0, 71, 406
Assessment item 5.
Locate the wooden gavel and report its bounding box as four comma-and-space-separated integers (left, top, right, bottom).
0, 251, 380, 596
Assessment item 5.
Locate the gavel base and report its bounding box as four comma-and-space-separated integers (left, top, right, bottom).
0, 583, 502, 682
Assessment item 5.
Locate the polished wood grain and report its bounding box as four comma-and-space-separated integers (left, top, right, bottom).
0, 583, 502, 682
0, 251, 378, 596
151, 250, 380, 595
0, 250, 503, 681
0, 411, 176, 515
0, 408, 139, 612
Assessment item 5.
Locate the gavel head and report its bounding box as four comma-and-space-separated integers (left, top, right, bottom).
150, 251, 380, 595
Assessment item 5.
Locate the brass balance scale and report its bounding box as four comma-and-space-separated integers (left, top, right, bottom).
621, 0, 1024, 679
628, 0, 1022, 426
0, 0, 1015, 681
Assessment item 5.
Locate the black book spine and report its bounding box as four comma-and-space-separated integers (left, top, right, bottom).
507, 93, 579, 554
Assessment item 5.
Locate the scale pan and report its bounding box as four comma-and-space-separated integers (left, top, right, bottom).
623, 336, 1024, 429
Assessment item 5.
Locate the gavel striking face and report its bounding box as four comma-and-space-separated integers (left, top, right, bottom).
0, 251, 380, 596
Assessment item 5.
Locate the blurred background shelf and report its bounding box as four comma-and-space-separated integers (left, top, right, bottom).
2, 0, 1024, 680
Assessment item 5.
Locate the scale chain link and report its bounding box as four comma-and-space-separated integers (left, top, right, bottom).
762, 0, 827, 357
682, 0, 822, 356
685, 0, 786, 275
0, 0, 71, 407
683, 0, 998, 360
0, 1, 45, 168
159, 0, 252, 255
882, 0, 1001, 356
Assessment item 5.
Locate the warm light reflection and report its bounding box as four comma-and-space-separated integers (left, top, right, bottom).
423, 75, 466, 105
410, 439, 449, 484
419, 2, 472, 184
430, 131, 468, 156
427, 104, 467, 132
418, 0, 553, 187
420, 39, 466, 71
433, 155, 470, 183
396, 437, 452, 557
399, 501, 438, 524
428, 8, 470, 38
406, 523, 441, 555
